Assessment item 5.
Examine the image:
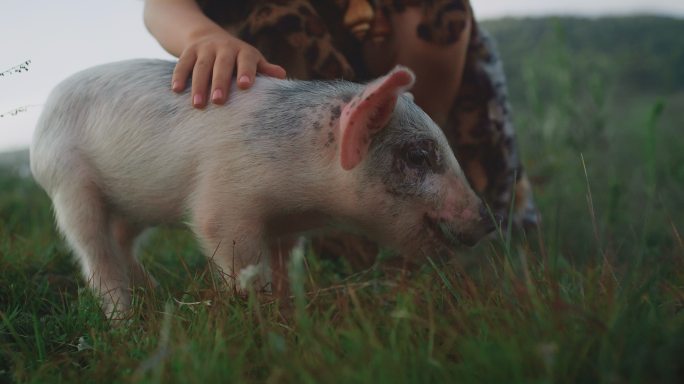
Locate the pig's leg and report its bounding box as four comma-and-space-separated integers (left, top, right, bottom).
110, 216, 157, 289
197, 225, 271, 293
191, 201, 271, 293
52, 178, 131, 316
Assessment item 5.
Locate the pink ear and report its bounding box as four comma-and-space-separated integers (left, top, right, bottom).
339, 66, 415, 170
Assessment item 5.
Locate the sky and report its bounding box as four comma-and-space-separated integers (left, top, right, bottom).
1, 0, 684, 153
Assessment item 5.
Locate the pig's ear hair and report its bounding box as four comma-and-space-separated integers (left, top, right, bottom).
339, 66, 415, 170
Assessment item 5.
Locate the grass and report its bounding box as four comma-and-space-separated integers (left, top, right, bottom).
2, 18, 684, 384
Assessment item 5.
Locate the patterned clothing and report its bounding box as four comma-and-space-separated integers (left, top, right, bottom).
196, 0, 539, 229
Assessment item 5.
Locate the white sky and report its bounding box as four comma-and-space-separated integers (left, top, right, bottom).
1, 0, 683, 153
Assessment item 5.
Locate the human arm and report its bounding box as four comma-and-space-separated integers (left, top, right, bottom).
143, 0, 286, 107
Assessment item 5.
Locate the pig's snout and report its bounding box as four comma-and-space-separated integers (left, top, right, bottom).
456, 204, 500, 247
423, 203, 499, 248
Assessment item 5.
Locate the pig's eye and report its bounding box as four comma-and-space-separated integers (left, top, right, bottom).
402, 140, 440, 171
395, 140, 443, 174
406, 148, 431, 168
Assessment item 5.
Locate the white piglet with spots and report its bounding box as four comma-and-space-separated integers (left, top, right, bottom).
31, 59, 495, 316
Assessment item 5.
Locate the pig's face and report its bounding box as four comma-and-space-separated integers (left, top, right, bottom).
338, 67, 496, 256
362, 99, 496, 254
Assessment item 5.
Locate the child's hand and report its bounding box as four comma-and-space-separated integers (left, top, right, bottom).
172, 29, 286, 108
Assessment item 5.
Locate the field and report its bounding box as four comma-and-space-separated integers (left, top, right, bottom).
1, 16, 684, 383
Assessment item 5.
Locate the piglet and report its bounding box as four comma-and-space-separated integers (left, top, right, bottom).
30, 59, 495, 316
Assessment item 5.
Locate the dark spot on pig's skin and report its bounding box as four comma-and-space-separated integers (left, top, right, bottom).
329, 105, 341, 128
401, 139, 446, 174
368, 140, 444, 199
324, 131, 335, 147
382, 159, 425, 198
242, 76, 363, 159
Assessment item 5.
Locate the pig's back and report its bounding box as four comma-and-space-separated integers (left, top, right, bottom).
31, 59, 263, 221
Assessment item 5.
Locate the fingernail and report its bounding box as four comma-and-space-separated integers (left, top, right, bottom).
212, 89, 223, 103
239, 75, 250, 85
193, 94, 203, 107
172, 81, 179, 91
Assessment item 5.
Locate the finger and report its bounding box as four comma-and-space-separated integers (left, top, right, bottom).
235, 48, 260, 90
172, 52, 197, 92
191, 53, 215, 108
257, 60, 287, 79
211, 52, 235, 105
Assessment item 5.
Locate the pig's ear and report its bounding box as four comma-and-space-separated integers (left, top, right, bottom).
339, 66, 415, 170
